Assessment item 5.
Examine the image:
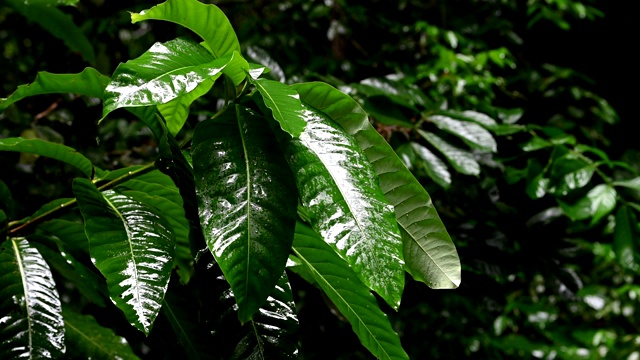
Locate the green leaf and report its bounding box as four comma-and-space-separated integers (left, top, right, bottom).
410, 142, 451, 188
613, 177, 640, 192
161, 289, 211, 360
0, 68, 108, 111
364, 97, 416, 128
418, 130, 480, 176
275, 105, 405, 309
192, 105, 296, 322
102, 38, 248, 120
62, 307, 139, 360
292, 223, 409, 360
216, 271, 299, 360
0, 138, 94, 178
549, 147, 595, 195
251, 78, 307, 137
4, 0, 95, 63
30, 236, 107, 307
0, 238, 65, 359
613, 206, 640, 271
291, 82, 460, 289
116, 171, 193, 284
131, 0, 240, 59
587, 184, 617, 224
0, 180, 14, 219
36, 219, 88, 257
428, 115, 497, 152
73, 178, 175, 335
158, 78, 215, 136
438, 109, 497, 128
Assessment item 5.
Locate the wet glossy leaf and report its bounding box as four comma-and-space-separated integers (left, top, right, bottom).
0, 238, 65, 359
275, 105, 405, 309
0, 138, 94, 178
613, 206, 640, 271
439, 109, 497, 128
216, 271, 299, 360
251, 78, 307, 137
525, 159, 549, 199
292, 223, 409, 360
614, 177, 640, 192
291, 82, 460, 289
131, 0, 240, 59
158, 78, 215, 136
246, 45, 286, 83
62, 307, 139, 360
587, 184, 617, 224
0, 68, 108, 112
116, 171, 193, 284
549, 147, 595, 195
418, 130, 480, 176
410, 142, 451, 188
4, 0, 95, 63
102, 38, 248, 120
192, 105, 296, 322
429, 115, 497, 152
73, 178, 175, 335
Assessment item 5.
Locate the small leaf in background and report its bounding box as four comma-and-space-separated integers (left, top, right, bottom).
429, 115, 497, 152
251, 78, 307, 137
587, 184, 617, 225
613, 177, 640, 192
73, 178, 175, 335
4, 0, 95, 63
292, 223, 409, 360
439, 109, 497, 128
613, 206, 640, 271
364, 97, 416, 128
0, 68, 109, 112
62, 307, 139, 359
292, 82, 460, 290
548, 147, 595, 195
192, 105, 297, 322
525, 158, 549, 199
245, 45, 286, 83
131, 0, 241, 59
418, 130, 480, 176
275, 106, 405, 309
410, 142, 451, 188
0, 138, 94, 178
0, 238, 65, 359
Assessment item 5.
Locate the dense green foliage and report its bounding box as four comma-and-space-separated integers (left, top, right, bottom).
1, 0, 638, 359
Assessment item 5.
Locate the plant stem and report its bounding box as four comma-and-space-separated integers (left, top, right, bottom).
8, 162, 156, 237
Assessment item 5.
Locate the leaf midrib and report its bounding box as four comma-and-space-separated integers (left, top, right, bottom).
12, 239, 33, 355
237, 106, 252, 315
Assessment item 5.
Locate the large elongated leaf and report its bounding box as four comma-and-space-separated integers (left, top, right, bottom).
102, 37, 248, 119
275, 106, 405, 309
116, 171, 193, 284
292, 223, 409, 360
73, 178, 175, 335
191, 105, 296, 322
0, 238, 65, 359
0, 68, 108, 112
252, 78, 307, 137
429, 115, 497, 152
291, 82, 461, 289
131, 0, 240, 59
418, 130, 480, 176
62, 307, 139, 360
4, 0, 95, 63
0, 137, 94, 178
